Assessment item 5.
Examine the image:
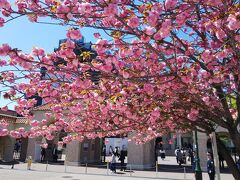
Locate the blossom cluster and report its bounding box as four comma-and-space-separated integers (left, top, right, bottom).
0, 0, 239, 144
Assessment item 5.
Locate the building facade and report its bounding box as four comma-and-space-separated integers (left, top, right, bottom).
0, 109, 29, 162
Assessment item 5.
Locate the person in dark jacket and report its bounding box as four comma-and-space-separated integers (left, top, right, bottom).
41, 147, 46, 162
207, 153, 215, 180
218, 153, 224, 169
14, 140, 21, 153
192, 151, 196, 172
236, 157, 240, 170
119, 149, 126, 171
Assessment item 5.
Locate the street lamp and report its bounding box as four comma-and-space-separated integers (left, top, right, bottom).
194, 130, 202, 180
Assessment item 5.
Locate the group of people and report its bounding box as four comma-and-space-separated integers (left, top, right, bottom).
205, 152, 240, 180
174, 146, 217, 180
174, 147, 215, 180
110, 147, 126, 173
174, 147, 193, 166
40, 145, 60, 162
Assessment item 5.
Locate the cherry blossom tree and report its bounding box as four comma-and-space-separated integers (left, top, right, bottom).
0, 0, 239, 178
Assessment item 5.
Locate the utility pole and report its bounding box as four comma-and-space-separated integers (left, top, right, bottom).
194, 130, 202, 180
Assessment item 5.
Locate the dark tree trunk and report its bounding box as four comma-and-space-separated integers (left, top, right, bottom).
216, 137, 240, 180
230, 131, 240, 156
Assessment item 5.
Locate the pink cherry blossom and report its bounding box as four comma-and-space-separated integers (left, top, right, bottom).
0, 128, 8, 136
187, 108, 199, 121
227, 14, 240, 30
104, 4, 118, 17
0, 44, 10, 56
9, 130, 21, 138
215, 29, 226, 41
0, 2, 239, 176
93, 32, 101, 38
145, 26, 154, 36
78, 2, 92, 14
66, 28, 82, 40
143, 84, 154, 94
1, 106, 8, 111
165, 0, 177, 10
41, 143, 48, 149
127, 16, 139, 28
0, 0, 10, 9
30, 120, 39, 127
0, 17, 4, 27
0, 59, 6, 66
147, 13, 158, 27
32, 47, 45, 56
46, 134, 54, 140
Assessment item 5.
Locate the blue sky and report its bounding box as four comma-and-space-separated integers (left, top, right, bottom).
0, 16, 99, 110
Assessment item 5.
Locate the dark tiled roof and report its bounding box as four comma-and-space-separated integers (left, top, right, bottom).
32, 104, 51, 111
0, 109, 17, 117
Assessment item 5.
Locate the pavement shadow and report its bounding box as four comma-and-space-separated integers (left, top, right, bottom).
37, 161, 232, 175
0, 159, 20, 165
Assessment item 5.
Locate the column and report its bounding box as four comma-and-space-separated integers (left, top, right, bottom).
177, 133, 182, 148
20, 138, 28, 161
65, 141, 81, 165
26, 138, 42, 162
93, 138, 101, 162
127, 134, 155, 169
3, 136, 15, 161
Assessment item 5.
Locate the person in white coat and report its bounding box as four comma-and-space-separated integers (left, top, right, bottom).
110, 152, 117, 173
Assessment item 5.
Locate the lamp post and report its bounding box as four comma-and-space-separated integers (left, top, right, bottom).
194, 130, 202, 180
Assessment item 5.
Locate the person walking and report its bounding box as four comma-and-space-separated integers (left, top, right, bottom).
182, 148, 186, 164
110, 152, 117, 173
160, 148, 166, 160
102, 145, 106, 162
109, 146, 113, 155
236, 157, 240, 170
11, 150, 16, 169
188, 148, 194, 165
175, 147, 180, 164
40, 147, 46, 162
119, 149, 126, 171
218, 153, 224, 169
115, 147, 120, 157
192, 151, 196, 172
176, 148, 183, 166
207, 152, 215, 180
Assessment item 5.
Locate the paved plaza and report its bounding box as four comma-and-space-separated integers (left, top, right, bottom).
0, 156, 234, 180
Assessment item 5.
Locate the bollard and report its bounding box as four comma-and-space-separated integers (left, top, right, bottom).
156, 160, 158, 177
27, 156, 32, 170
184, 167, 186, 180
46, 161, 48, 171
107, 160, 109, 175
130, 164, 132, 176
85, 163, 88, 174
64, 162, 67, 173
